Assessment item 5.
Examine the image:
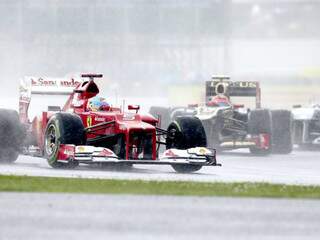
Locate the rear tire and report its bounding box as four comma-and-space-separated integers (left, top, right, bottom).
248, 109, 272, 155
0, 109, 25, 163
271, 110, 293, 154
166, 116, 206, 173
44, 113, 86, 168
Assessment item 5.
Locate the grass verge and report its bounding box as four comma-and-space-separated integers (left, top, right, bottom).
1, 175, 320, 198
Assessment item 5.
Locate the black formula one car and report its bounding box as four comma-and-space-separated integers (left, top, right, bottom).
150, 76, 293, 155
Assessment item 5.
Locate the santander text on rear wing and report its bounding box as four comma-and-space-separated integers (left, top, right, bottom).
20, 76, 82, 96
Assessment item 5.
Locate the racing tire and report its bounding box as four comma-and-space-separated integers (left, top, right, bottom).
166, 116, 206, 173
0, 109, 25, 163
171, 164, 202, 173
271, 110, 293, 154
248, 109, 272, 155
44, 113, 86, 169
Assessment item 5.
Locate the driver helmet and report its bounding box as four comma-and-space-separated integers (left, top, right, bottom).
87, 96, 110, 111
207, 95, 231, 107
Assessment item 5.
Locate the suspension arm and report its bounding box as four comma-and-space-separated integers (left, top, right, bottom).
156, 127, 167, 135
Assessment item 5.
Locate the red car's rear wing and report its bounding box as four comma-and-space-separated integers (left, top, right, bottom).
205, 77, 261, 108
19, 76, 83, 123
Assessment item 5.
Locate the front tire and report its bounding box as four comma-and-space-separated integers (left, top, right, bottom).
166, 116, 206, 173
44, 113, 86, 168
171, 164, 202, 173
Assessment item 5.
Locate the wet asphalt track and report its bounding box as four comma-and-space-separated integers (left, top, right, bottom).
1, 192, 320, 240
1, 150, 320, 239
0, 148, 320, 185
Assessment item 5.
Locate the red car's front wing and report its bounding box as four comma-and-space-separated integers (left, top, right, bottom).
56, 145, 220, 167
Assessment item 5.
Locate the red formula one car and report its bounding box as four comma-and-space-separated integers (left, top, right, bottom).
0, 74, 219, 173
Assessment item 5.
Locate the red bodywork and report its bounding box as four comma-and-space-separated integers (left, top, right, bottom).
21, 74, 159, 160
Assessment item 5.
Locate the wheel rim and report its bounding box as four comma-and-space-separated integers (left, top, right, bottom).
45, 124, 58, 156
167, 128, 181, 149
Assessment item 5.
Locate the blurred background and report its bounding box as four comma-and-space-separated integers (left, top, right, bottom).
0, 0, 319, 109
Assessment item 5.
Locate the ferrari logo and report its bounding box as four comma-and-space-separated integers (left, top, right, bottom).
87, 116, 92, 127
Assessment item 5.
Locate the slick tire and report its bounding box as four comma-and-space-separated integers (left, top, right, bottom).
171, 164, 203, 173
44, 113, 86, 169
0, 109, 25, 163
271, 110, 293, 154
248, 109, 272, 155
166, 116, 206, 173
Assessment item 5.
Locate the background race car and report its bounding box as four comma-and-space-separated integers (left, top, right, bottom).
292, 104, 320, 148
150, 76, 293, 155
0, 74, 220, 173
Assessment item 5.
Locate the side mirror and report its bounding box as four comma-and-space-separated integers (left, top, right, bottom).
128, 105, 140, 113
293, 104, 302, 108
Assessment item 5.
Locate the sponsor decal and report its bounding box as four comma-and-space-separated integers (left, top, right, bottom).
210, 81, 230, 87
237, 81, 257, 88
77, 146, 85, 152
123, 117, 135, 121
94, 117, 105, 122
31, 77, 81, 88
198, 148, 207, 155
123, 114, 135, 121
